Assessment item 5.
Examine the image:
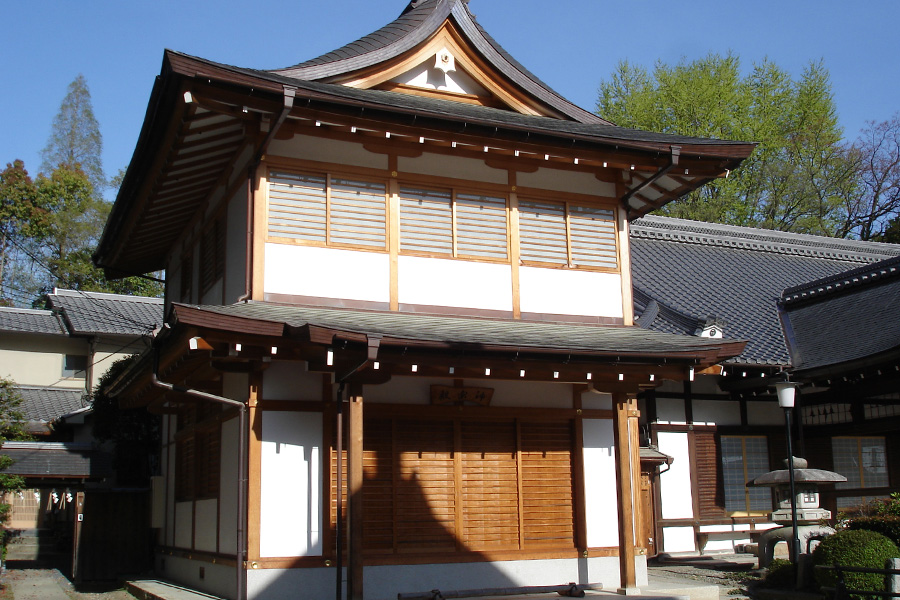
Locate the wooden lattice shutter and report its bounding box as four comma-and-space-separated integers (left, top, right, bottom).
518, 199, 568, 265
328, 178, 386, 248
399, 186, 453, 255
693, 430, 725, 517
267, 172, 327, 242
568, 204, 617, 269
175, 436, 195, 501
395, 419, 456, 552
196, 427, 221, 498
460, 420, 519, 550
455, 193, 508, 259
520, 421, 575, 548
363, 418, 394, 553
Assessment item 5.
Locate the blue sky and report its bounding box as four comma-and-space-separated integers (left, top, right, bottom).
2, 0, 898, 188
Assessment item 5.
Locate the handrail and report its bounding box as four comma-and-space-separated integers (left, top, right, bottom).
815, 564, 900, 599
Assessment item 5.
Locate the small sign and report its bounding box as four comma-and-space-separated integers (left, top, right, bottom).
431, 385, 493, 406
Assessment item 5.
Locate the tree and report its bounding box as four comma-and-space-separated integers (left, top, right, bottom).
40, 74, 105, 194
0, 379, 29, 553
0, 161, 46, 305
838, 113, 900, 240
598, 54, 854, 235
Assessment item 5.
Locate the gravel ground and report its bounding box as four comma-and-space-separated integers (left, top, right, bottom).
649, 554, 761, 599
3, 568, 133, 600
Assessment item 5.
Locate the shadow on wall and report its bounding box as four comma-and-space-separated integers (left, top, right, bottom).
253, 414, 584, 600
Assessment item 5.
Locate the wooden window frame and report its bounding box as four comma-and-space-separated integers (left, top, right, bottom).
518, 196, 619, 272
720, 434, 772, 516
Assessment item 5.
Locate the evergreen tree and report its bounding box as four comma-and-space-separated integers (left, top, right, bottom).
40, 74, 105, 194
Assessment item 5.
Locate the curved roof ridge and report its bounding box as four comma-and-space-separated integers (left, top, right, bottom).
632, 215, 900, 263
269, 0, 607, 124
781, 253, 900, 305
633, 286, 705, 335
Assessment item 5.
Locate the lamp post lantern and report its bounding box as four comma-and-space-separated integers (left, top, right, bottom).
773, 380, 801, 586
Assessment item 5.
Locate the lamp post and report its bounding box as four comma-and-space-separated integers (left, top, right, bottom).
773, 380, 802, 587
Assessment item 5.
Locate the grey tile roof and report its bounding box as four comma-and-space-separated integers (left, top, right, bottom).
779, 255, 900, 373
15, 386, 86, 423
182, 301, 742, 359
630, 216, 900, 367
271, 0, 607, 124
170, 51, 750, 152
0, 307, 66, 336
46, 289, 163, 336
0, 442, 112, 479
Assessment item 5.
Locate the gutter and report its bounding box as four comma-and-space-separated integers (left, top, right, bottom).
150, 348, 249, 600
238, 85, 296, 303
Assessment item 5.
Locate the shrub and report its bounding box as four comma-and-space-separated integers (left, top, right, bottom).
847, 516, 900, 548
812, 529, 900, 598
762, 558, 795, 589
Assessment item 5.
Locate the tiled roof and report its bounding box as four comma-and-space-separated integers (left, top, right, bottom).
15, 386, 85, 423
0, 442, 112, 479
0, 307, 66, 336
630, 216, 900, 367
46, 289, 163, 336
176, 301, 744, 360
271, 0, 606, 124
779, 255, 900, 373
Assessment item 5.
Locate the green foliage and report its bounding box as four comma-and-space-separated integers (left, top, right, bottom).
0, 378, 28, 556
40, 74, 105, 194
840, 493, 900, 547
761, 558, 795, 589
91, 355, 160, 487
812, 529, 900, 597
598, 54, 854, 236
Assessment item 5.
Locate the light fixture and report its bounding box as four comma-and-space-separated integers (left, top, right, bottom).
773, 381, 796, 409
351, 126, 357, 133
618, 373, 624, 381
326, 349, 334, 366
586, 373, 592, 380
315, 120, 321, 127
385, 132, 391, 138
574, 158, 579, 165
452, 141, 457, 148
630, 164, 635, 170
234, 343, 242, 352
649, 374, 655, 381
520, 370, 526, 378
449, 367, 455, 374
420, 136, 425, 144
271, 346, 278, 355
515, 150, 520, 157
689, 367, 695, 382
602, 162, 607, 168
544, 154, 550, 161
771, 377, 801, 577
183, 91, 193, 104
484, 146, 489, 152
553, 371, 559, 379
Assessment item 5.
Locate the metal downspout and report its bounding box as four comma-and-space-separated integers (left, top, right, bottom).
620, 145, 681, 211
150, 350, 249, 600
238, 86, 296, 303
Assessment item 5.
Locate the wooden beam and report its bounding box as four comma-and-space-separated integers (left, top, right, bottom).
613, 392, 638, 591
347, 383, 364, 600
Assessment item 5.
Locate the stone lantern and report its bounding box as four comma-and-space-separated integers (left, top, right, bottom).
748, 457, 846, 568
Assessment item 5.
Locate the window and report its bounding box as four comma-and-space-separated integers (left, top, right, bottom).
62, 354, 87, 379
833, 436, 889, 509
721, 435, 772, 513
200, 215, 225, 294
175, 403, 222, 501
398, 186, 508, 259
268, 172, 387, 250
332, 416, 575, 555
518, 199, 617, 269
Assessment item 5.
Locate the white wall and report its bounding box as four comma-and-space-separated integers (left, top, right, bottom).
582, 418, 619, 548
656, 431, 693, 521
517, 168, 615, 197
518, 267, 623, 318
264, 244, 390, 304
398, 152, 506, 184
261, 362, 324, 402
225, 184, 248, 303
693, 400, 741, 426
260, 411, 323, 557
398, 255, 513, 312
270, 135, 388, 170
0, 333, 87, 388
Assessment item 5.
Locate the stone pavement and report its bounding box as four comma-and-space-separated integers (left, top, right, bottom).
3, 568, 132, 600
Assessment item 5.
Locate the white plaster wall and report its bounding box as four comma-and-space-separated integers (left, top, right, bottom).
260, 411, 323, 557
582, 390, 612, 411
518, 267, 622, 318
583, 419, 619, 548
158, 553, 235, 600
392, 59, 488, 96
693, 400, 741, 426
246, 556, 641, 600
225, 184, 248, 303
656, 431, 694, 520
174, 501, 193, 549
261, 362, 323, 401
698, 523, 756, 553
264, 244, 390, 304
0, 333, 87, 388
747, 401, 787, 426
219, 417, 239, 554
194, 498, 218, 553
398, 255, 513, 312
398, 153, 507, 184
269, 135, 388, 170
655, 399, 686, 424
517, 168, 615, 197
662, 526, 696, 553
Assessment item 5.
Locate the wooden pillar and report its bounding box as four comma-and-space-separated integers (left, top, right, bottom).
347, 383, 364, 600
613, 392, 639, 591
